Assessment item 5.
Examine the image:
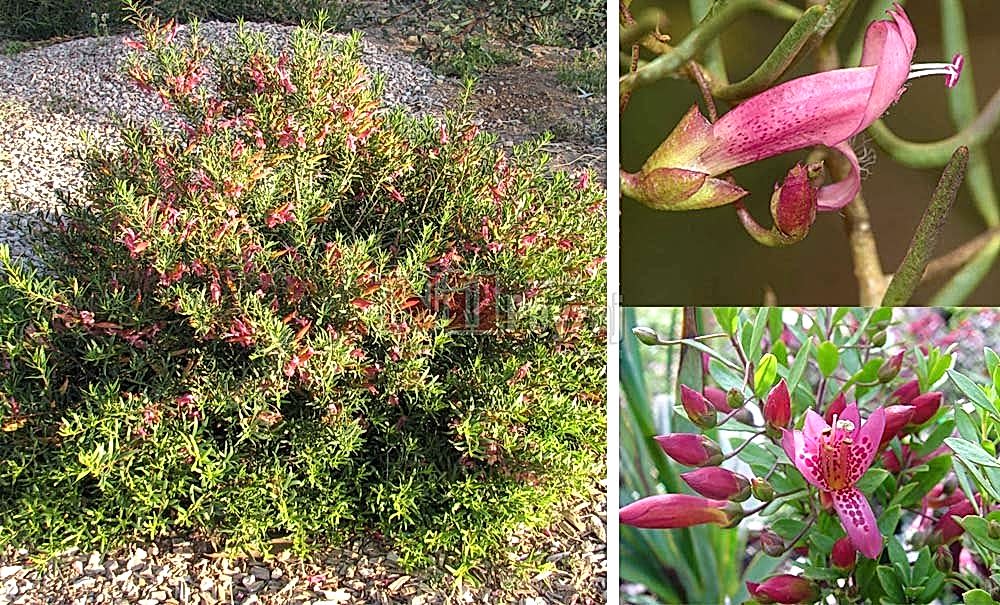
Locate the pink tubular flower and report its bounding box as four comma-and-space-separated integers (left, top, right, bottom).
907, 391, 943, 426
746, 575, 819, 604
889, 379, 921, 404
681, 467, 751, 501
619, 494, 743, 529
782, 404, 886, 558
831, 536, 857, 571
823, 392, 848, 425
622, 4, 962, 214
879, 404, 914, 447
654, 433, 723, 467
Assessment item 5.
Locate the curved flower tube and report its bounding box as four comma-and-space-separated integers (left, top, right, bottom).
622, 4, 963, 221
781, 404, 886, 559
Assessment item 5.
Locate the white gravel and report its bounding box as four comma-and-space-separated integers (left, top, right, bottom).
0, 22, 454, 261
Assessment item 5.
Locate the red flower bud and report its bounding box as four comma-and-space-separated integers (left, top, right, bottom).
654, 433, 724, 467
681, 467, 751, 501
934, 545, 954, 572
831, 536, 857, 571
763, 379, 791, 429
823, 392, 847, 425
680, 385, 717, 428
703, 386, 732, 412
879, 404, 915, 447
888, 379, 920, 404
759, 529, 785, 557
770, 163, 818, 240
908, 391, 943, 426
619, 494, 743, 529
878, 351, 904, 382
746, 575, 818, 604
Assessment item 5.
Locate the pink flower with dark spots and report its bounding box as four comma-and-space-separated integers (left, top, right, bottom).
782, 404, 886, 558
622, 4, 963, 212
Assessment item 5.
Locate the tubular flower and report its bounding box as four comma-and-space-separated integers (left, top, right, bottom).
879, 404, 915, 447
681, 467, 751, 501
619, 494, 743, 529
621, 4, 962, 216
654, 433, 724, 467
746, 575, 819, 604
888, 379, 921, 404
782, 404, 886, 558
907, 391, 943, 426
763, 379, 792, 431
831, 536, 858, 571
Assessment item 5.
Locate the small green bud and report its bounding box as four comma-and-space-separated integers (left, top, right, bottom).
632, 326, 660, 346
989, 520, 1000, 540
751, 477, 774, 502
870, 330, 887, 347
726, 388, 744, 410
934, 545, 953, 573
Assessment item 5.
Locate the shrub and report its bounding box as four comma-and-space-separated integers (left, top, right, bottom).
0, 10, 605, 574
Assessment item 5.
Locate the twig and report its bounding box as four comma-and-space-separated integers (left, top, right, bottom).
686, 61, 717, 121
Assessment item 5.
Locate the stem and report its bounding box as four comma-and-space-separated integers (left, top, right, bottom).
686, 61, 718, 122
724, 430, 767, 461
619, 0, 803, 97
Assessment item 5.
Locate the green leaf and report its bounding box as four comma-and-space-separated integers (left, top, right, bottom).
856, 468, 890, 494
963, 589, 998, 605
713, 307, 738, 336
960, 516, 1000, 554
887, 537, 909, 584
948, 370, 1000, 420
955, 404, 980, 442
816, 340, 839, 377
877, 505, 901, 536
746, 308, 769, 362
945, 437, 1000, 468
786, 338, 812, 395
912, 419, 955, 458
754, 353, 778, 398
877, 566, 905, 603
771, 518, 806, 539
986, 347, 1000, 378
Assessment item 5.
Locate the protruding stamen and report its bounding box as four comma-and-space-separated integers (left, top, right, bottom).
907, 53, 964, 88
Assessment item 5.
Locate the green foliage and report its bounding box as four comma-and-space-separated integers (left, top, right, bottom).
0, 11, 605, 576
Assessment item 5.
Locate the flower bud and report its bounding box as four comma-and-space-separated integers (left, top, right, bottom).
989, 520, 1000, 540
878, 351, 904, 383
727, 388, 745, 410
831, 536, 857, 571
619, 494, 744, 529
681, 467, 751, 501
879, 405, 915, 448
823, 392, 847, 425
934, 545, 954, 572
746, 575, 818, 604
888, 379, 920, 404
870, 330, 887, 347
751, 477, 775, 502
680, 385, 717, 428
770, 163, 818, 241
654, 433, 724, 467
908, 391, 943, 426
759, 529, 785, 557
763, 379, 791, 430
703, 386, 732, 412
632, 326, 660, 346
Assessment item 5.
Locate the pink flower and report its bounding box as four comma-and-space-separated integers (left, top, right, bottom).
679, 384, 716, 428
888, 379, 921, 404
782, 404, 886, 558
619, 494, 742, 529
831, 536, 857, 571
746, 575, 818, 604
622, 4, 962, 213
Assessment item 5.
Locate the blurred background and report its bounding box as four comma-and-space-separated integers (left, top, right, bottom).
621, 1, 1000, 305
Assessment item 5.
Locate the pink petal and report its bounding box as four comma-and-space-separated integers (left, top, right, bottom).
817, 141, 862, 211
803, 409, 829, 440
700, 68, 878, 175
782, 428, 829, 490
832, 487, 883, 559
846, 406, 886, 485
839, 403, 862, 430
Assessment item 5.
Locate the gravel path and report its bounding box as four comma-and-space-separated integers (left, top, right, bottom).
0, 22, 606, 605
